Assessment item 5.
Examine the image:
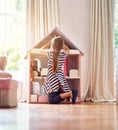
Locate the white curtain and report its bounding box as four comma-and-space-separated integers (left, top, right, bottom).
85, 0, 116, 102
26, 0, 60, 51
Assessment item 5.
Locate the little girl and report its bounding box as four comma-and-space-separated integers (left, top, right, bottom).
42, 36, 77, 104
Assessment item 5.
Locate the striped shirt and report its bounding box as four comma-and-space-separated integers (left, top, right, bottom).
44, 50, 70, 94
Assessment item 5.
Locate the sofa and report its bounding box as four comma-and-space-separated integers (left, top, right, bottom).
0, 56, 18, 108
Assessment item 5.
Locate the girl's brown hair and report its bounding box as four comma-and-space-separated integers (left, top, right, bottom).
51, 36, 64, 73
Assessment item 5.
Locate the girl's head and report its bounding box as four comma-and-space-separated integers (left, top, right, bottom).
51, 36, 64, 51
51, 36, 64, 73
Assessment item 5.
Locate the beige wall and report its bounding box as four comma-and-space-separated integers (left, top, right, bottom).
59, 0, 91, 99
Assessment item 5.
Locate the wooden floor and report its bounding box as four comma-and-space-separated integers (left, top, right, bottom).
0, 102, 118, 130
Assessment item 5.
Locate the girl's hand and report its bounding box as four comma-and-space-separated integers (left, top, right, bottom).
63, 44, 70, 55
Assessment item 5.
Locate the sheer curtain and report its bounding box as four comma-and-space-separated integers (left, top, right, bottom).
26, 0, 60, 51
85, 0, 116, 102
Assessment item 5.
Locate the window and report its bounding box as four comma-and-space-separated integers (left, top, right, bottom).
115, 0, 118, 48
114, 0, 118, 90
0, 0, 26, 81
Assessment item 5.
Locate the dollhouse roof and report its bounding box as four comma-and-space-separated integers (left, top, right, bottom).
27, 27, 84, 56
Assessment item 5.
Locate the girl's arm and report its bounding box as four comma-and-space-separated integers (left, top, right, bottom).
63, 44, 70, 55
41, 42, 51, 49
40, 43, 51, 56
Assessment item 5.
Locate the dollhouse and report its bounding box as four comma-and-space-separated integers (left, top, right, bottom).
25, 27, 84, 103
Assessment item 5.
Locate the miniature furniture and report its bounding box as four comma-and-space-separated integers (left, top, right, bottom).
0, 56, 18, 108
25, 27, 84, 103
